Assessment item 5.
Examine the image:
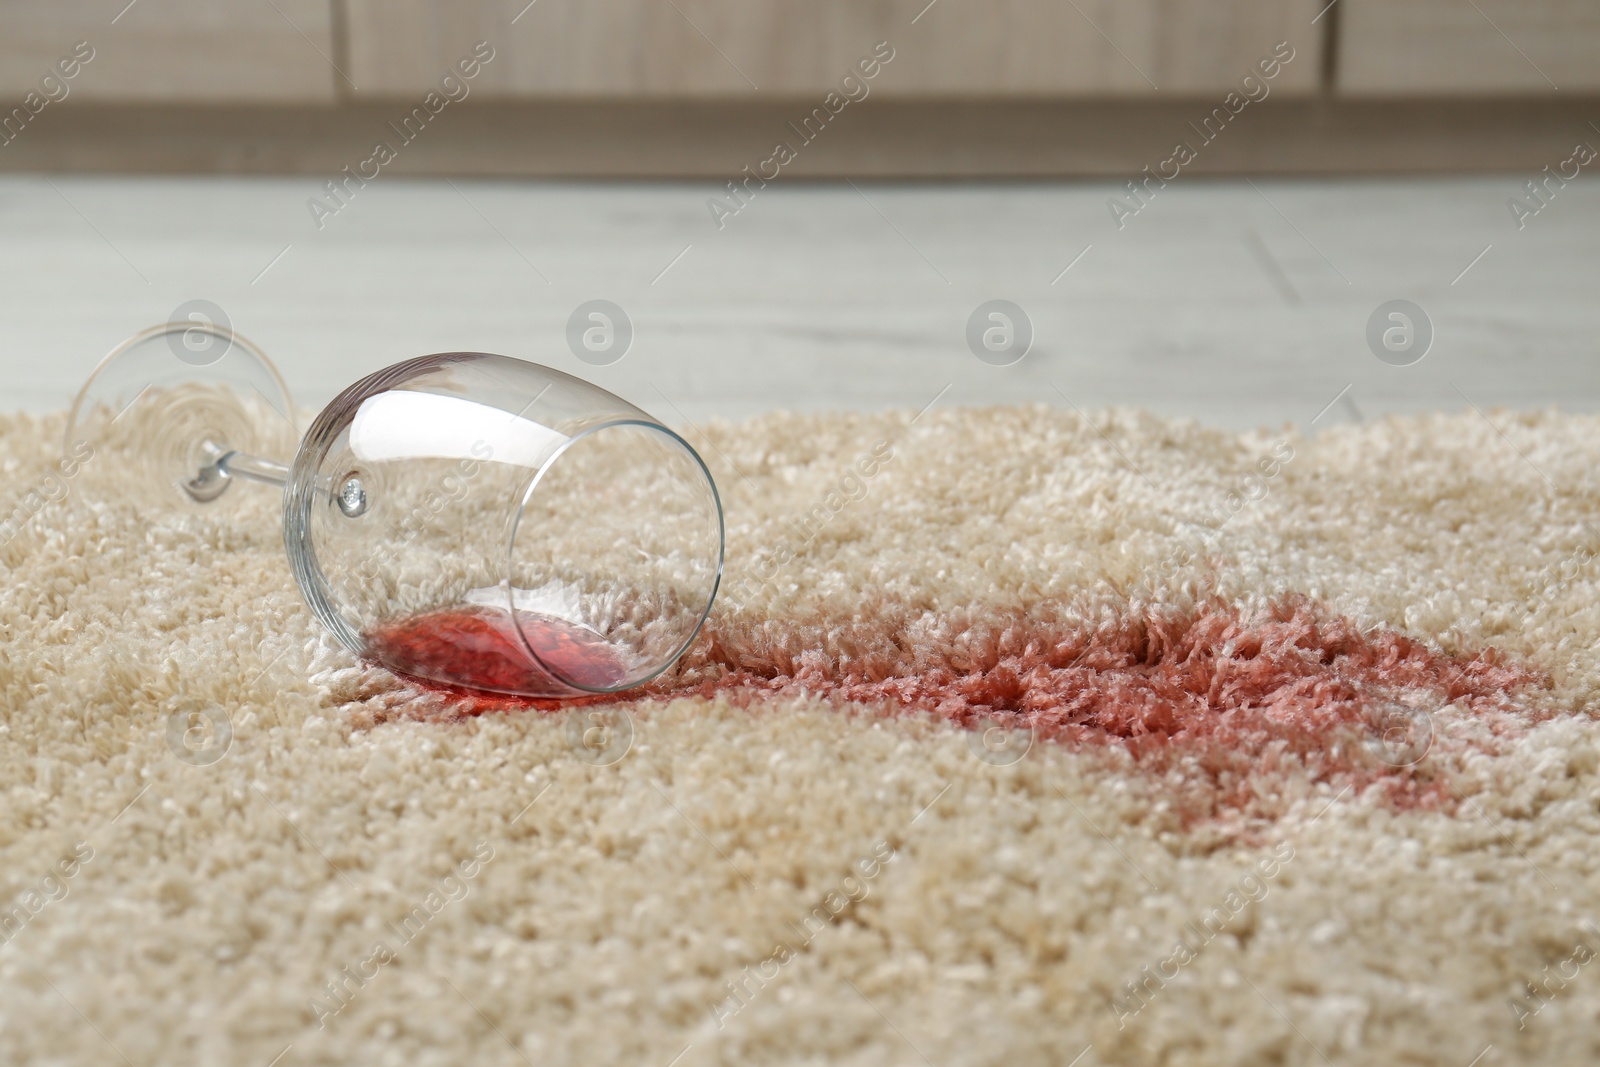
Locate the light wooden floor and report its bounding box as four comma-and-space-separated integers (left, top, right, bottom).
2, 175, 1595, 431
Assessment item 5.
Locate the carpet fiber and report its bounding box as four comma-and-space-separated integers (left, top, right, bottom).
3, 402, 1600, 1066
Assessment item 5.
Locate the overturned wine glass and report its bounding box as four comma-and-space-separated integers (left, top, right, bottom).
68, 322, 724, 698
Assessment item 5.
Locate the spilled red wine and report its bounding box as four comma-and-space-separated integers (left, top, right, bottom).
364, 605, 627, 697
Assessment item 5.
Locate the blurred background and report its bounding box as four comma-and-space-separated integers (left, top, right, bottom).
1, 0, 1595, 428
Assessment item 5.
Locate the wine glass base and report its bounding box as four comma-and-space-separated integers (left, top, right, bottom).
66, 322, 297, 506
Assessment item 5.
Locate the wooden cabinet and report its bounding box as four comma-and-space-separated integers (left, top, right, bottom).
0, 0, 336, 103
6, 0, 1600, 103
2, 0, 1595, 178
1338, 0, 1600, 94
343, 0, 1321, 99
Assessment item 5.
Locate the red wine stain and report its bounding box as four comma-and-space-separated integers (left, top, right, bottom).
364, 605, 627, 704
358, 594, 1552, 827
656, 595, 1551, 824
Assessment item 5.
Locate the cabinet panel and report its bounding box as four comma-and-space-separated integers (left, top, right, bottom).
1339, 0, 1600, 94
344, 0, 1321, 99
0, 0, 337, 103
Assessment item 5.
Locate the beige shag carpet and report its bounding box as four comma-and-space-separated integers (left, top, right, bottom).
3, 402, 1600, 1066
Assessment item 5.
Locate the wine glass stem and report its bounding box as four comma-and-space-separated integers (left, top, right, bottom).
196, 442, 361, 515
185, 439, 291, 502
216, 449, 290, 488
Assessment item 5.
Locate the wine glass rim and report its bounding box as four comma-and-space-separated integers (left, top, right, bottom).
504, 415, 725, 695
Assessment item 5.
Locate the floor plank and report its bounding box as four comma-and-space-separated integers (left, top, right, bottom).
1, 175, 1594, 433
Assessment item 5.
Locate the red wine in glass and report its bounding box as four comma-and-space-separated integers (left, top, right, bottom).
365, 606, 630, 697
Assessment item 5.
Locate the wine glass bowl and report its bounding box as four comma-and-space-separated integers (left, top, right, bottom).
286, 353, 724, 696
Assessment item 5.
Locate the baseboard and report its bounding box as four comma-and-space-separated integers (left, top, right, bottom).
1, 98, 1596, 177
